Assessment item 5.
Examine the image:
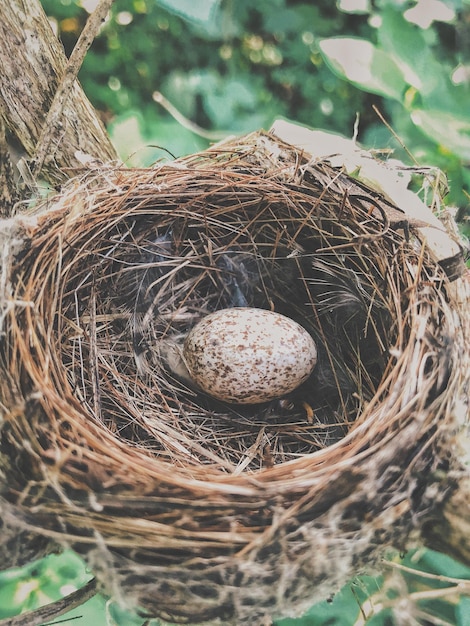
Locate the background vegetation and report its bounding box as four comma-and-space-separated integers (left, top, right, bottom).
1, 0, 469, 624
43, 0, 470, 225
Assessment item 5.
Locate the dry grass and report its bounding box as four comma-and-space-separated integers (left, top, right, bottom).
0, 131, 467, 624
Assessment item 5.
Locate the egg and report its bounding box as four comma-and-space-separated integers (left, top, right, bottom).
182, 308, 317, 404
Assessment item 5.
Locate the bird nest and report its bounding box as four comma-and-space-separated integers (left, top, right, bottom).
0, 130, 468, 624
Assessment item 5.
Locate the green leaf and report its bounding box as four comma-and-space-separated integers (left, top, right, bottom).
337, 0, 371, 14
415, 549, 470, 579
404, 0, 456, 28
107, 599, 151, 626
378, 9, 444, 95
156, 0, 221, 27
411, 109, 470, 161
319, 37, 406, 100
0, 578, 29, 618
202, 78, 257, 128
109, 110, 207, 166
376, 7, 464, 114
457, 595, 470, 626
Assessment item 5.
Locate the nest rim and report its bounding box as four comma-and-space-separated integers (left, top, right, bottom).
4, 140, 461, 482
0, 131, 467, 624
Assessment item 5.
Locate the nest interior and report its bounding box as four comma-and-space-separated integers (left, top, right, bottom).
0, 132, 467, 625
58, 154, 397, 470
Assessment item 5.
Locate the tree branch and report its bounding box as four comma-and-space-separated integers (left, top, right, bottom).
0, 118, 21, 217
31, 0, 117, 180
0, 0, 118, 188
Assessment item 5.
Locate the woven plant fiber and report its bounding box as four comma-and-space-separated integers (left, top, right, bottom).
0, 131, 468, 625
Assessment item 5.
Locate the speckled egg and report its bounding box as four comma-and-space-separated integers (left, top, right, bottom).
182, 308, 317, 404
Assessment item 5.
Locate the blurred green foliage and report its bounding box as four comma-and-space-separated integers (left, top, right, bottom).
39, 0, 470, 225
1, 1, 469, 624
44, 0, 372, 137
39, 0, 469, 230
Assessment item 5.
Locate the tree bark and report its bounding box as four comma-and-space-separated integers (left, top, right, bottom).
0, 118, 21, 217
0, 0, 117, 191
